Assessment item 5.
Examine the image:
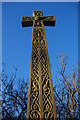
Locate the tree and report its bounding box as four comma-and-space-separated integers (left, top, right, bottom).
1, 65, 28, 120
53, 53, 79, 119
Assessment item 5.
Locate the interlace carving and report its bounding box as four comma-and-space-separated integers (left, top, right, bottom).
29, 18, 54, 118
21, 10, 56, 119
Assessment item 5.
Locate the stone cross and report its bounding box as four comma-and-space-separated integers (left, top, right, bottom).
21, 10, 57, 119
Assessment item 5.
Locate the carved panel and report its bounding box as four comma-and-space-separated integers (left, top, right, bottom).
28, 18, 54, 119
33, 11, 43, 17
43, 16, 54, 21
39, 26, 54, 119
22, 16, 33, 21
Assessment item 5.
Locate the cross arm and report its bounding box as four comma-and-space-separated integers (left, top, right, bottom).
39, 16, 55, 26
21, 16, 34, 27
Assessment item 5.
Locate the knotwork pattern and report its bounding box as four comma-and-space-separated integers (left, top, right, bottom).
39, 25, 54, 119
29, 12, 54, 118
